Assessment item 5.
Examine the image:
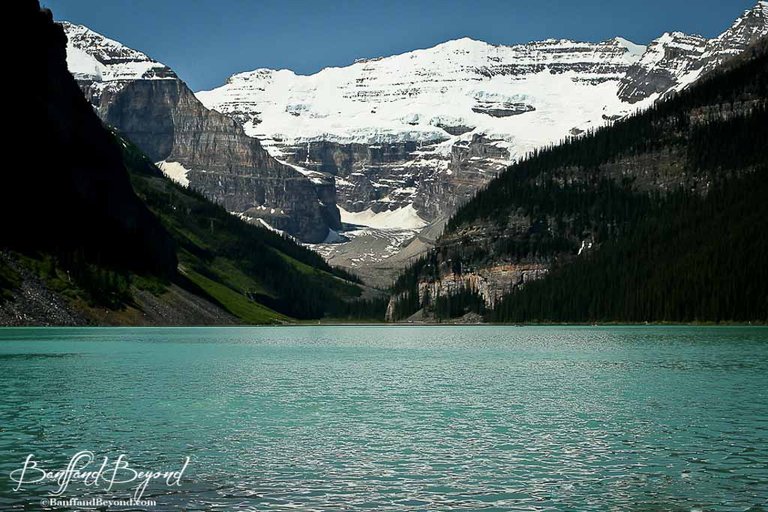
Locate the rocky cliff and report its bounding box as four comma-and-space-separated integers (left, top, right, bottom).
619, 2, 768, 102
62, 22, 340, 242
385, 264, 547, 321
199, 36, 646, 224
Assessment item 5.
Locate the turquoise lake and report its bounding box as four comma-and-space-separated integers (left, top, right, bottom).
0, 326, 766, 511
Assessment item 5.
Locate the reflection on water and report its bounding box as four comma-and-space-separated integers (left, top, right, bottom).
0, 326, 766, 510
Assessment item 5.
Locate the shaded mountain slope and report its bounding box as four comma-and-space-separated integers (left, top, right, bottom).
490, 168, 768, 322
4, 2, 176, 278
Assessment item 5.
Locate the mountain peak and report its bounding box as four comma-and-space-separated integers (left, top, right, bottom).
724, 0, 768, 34
698, 0, 768, 73
441, 36, 487, 45
429, 37, 494, 53
62, 22, 155, 64
61, 21, 175, 82
614, 2, 768, 104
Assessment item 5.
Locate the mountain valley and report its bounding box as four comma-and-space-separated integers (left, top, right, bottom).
197, 2, 768, 284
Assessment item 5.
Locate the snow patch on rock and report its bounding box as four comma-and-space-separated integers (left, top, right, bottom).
156, 161, 191, 187
339, 205, 427, 230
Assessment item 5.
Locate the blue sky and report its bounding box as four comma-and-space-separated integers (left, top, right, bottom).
44, 0, 759, 92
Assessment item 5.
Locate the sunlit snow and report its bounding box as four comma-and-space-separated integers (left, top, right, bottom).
156, 161, 191, 187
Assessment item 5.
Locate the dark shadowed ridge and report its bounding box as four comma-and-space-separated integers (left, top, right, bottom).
4, 0, 177, 276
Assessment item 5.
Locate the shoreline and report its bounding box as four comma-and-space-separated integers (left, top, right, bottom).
1, 321, 765, 329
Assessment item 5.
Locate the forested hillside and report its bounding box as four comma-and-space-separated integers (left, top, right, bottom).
389, 37, 768, 323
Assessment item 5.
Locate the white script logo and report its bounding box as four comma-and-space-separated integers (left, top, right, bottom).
9, 451, 190, 500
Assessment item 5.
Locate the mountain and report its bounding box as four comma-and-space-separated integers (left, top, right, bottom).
197, 37, 647, 284
619, 2, 768, 102
62, 22, 341, 243
197, 2, 768, 284
387, 35, 768, 323
1, 0, 382, 326
118, 139, 384, 324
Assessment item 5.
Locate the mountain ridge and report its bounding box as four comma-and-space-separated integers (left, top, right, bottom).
57, 3, 768, 287
194, 1, 768, 285
62, 22, 341, 243
200, 2, 767, 144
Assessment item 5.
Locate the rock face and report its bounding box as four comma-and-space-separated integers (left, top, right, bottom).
62, 22, 339, 242
618, 32, 708, 103
197, 2, 768, 280
285, 140, 426, 214
619, 2, 768, 102
698, 0, 768, 73
277, 134, 512, 222
198, 36, 646, 228
384, 263, 547, 322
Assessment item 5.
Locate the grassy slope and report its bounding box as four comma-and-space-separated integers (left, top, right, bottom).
181, 266, 288, 324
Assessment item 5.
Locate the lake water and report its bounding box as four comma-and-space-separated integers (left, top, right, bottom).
0, 326, 766, 511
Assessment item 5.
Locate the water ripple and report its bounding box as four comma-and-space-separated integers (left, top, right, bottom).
0, 326, 766, 511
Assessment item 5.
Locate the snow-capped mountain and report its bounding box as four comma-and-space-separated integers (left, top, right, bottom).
617, 32, 708, 103
64, 21, 176, 86
59, 2, 768, 285
197, 36, 648, 226
196, 2, 768, 281
700, 0, 768, 71
197, 1, 768, 213
199, 36, 644, 147
620, 1, 768, 102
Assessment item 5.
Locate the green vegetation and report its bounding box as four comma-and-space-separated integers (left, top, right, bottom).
389, 280, 487, 322
389, 289, 421, 321
0, 258, 21, 304
182, 267, 288, 324
390, 38, 768, 323
2, 251, 158, 309
433, 289, 487, 321
491, 167, 768, 323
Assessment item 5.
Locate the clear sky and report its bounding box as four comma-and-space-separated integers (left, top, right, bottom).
44, 0, 760, 92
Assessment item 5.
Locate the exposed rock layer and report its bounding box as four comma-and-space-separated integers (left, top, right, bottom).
198, 3, 768, 278
63, 22, 339, 242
